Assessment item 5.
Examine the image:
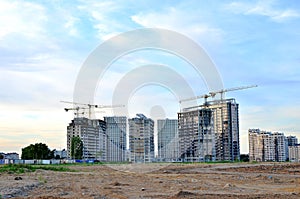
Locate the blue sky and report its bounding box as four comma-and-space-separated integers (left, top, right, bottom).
0, 0, 300, 154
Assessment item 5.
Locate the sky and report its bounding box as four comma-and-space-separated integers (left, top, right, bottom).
0, 0, 300, 155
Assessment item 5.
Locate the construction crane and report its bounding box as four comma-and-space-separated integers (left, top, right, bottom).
179, 85, 257, 104
64, 106, 89, 118
61, 101, 125, 119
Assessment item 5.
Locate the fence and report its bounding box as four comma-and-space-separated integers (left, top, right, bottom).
0, 159, 77, 165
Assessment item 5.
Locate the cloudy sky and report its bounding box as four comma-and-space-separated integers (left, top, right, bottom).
1, 0, 300, 155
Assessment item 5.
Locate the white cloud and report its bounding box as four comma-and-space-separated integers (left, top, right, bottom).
271, 9, 300, 22
0, 0, 47, 39
131, 7, 223, 43
64, 16, 80, 37
225, 0, 300, 22
77, 1, 126, 40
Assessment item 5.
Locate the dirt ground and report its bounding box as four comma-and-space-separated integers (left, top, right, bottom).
1, 162, 300, 198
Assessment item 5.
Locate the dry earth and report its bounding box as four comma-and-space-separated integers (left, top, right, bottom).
1, 162, 300, 198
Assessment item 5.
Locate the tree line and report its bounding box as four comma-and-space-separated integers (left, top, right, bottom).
21, 137, 83, 160
21, 143, 54, 159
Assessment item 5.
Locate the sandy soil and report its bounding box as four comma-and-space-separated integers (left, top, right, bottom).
1, 162, 300, 198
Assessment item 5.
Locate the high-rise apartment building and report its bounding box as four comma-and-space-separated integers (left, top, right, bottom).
249, 129, 274, 161
273, 132, 288, 162
287, 136, 298, 146
178, 109, 215, 162
157, 119, 179, 162
104, 116, 127, 162
178, 99, 239, 162
67, 117, 106, 161
249, 129, 287, 162
289, 144, 300, 162
128, 114, 154, 163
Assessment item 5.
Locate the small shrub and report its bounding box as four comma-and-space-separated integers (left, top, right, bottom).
38, 175, 47, 183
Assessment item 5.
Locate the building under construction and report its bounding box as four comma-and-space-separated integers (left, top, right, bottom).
128, 114, 154, 163
67, 117, 107, 161
178, 99, 240, 162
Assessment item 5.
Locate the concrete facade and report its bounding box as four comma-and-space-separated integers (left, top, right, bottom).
178, 99, 239, 162
128, 114, 154, 163
67, 117, 106, 161
289, 144, 300, 162
209, 99, 240, 161
249, 129, 288, 162
157, 119, 179, 162
178, 109, 215, 162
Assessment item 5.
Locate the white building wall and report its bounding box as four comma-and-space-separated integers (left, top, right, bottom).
67, 117, 106, 160
289, 145, 300, 162
129, 114, 154, 163
248, 129, 289, 162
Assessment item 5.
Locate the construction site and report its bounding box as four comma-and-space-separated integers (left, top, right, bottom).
61, 85, 258, 163
1, 162, 300, 198
2, 85, 300, 198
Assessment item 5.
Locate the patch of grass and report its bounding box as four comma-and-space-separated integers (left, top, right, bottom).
0, 164, 76, 173
66, 162, 105, 167
0, 164, 34, 173
33, 165, 76, 172
38, 175, 47, 183
103, 161, 130, 165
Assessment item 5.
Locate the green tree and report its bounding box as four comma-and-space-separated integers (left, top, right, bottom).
0, 154, 4, 159
71, 136, 83, 159
240, 154, 249, 162
21, 143, 52, 159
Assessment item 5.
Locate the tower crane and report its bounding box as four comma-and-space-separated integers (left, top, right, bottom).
64, 106, 89, 118
61, 101, 125, 119
179, 85, 257, 104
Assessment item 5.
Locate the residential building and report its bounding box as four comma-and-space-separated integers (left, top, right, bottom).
249, 129, 263, 162
289, 144, 300, 162
0, 152, 19, 160
129, 114, 154, 163
104, 116, 127, 162
273, 132, 287, 162
178, 98, 239, 162
67, 117, 106, 161
249, 129, 288, 162
157, 119, 179, 162
287, 136, 298, 146
53, 149, 67, 159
